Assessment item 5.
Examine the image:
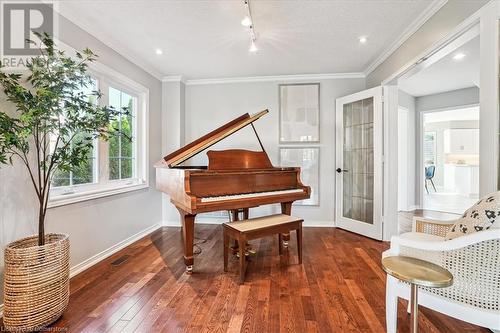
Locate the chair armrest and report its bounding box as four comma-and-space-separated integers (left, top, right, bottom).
390, 229, 500, 252
413, 217, 454, 237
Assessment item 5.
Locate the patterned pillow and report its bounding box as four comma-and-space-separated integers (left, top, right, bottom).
445, 191, 500, 240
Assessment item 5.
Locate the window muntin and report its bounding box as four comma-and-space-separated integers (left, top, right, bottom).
108, 87, 136, 180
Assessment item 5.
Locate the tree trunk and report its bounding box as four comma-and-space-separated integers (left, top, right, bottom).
38, 203, 45, 246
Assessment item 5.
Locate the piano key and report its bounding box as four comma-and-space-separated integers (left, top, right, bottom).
200, 189, 304, 203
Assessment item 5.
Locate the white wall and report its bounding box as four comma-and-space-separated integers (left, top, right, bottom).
415, 86, 479, 112
0, 14, 162, 303
161, 77, 365, 226
161, 81, 186, 223
398, 90, 417, 210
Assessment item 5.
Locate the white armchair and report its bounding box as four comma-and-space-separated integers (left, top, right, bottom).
383, 217, 500, 332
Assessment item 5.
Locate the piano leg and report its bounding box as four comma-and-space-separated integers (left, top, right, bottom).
177, 208, 196, 274
281, 202, 292, 247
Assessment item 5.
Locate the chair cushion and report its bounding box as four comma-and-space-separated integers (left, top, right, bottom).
399, 232, 445, 242
224, 214, 302, 232
446, 191, 500, 240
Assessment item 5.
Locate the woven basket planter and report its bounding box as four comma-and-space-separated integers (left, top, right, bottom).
3, 233, 70, 331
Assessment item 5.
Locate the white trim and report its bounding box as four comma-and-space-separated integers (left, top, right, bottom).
162, 75, 186, 83
364, 0, 448, 76
183, 73, 365, 85
381, 4, 482, 85
48, 182, 149, 208
162, 219, 334, 228
0, 222, 161, 318
70, 223, 161, 277
479, 1, 500, 196
409, 205, 420, 211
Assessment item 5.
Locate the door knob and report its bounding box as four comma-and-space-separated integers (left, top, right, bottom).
336, 168, 348, 173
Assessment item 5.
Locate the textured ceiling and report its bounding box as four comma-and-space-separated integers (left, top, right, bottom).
399, 36, 480, 97
58, 0, 439, 79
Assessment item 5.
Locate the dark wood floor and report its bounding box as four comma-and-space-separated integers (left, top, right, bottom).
6, 226, 490, 332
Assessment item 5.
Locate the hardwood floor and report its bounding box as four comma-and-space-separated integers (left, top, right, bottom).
3, 226, 490, 332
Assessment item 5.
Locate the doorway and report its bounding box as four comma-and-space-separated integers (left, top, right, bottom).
397, 24, 480, 216
421, 106, 479, 213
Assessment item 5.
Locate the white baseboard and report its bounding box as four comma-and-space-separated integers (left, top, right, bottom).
303, 220, 335, 227
0, 222, 161, 318
162, 219, 334, 228
70, 223, 161, 278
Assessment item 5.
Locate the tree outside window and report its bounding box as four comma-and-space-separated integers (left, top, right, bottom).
51, 79, 97, 187
108, 87, 135, 180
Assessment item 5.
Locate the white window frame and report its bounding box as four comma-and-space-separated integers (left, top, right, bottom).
48, 48, 149, 208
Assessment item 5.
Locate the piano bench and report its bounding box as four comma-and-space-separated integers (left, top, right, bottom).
222, 214, 303, 284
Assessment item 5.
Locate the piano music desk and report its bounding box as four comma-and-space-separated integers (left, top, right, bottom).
223, 214, 303, 284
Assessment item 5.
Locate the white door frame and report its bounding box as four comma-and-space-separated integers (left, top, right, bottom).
335, 86, 384, 240
398, 106, 410, 211
380, 1, 499, 236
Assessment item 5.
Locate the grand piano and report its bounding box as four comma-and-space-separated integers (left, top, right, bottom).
155, 109, 310, 273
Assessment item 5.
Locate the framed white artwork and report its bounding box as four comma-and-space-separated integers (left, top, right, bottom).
279, 83, 320, 143
279, 147, 319, 206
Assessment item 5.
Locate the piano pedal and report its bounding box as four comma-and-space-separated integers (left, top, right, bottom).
231, 243, 256, 255
246, 248, 257, 256
235, 250, 256, 259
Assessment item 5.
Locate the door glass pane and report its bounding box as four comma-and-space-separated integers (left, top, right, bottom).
343, 97, 374, 224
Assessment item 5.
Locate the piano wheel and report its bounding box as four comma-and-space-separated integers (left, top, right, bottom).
186, 265, 193, 275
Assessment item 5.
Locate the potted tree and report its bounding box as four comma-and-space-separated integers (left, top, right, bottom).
0, 33, 120, 331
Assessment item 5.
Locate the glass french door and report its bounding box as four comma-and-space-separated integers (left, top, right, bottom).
335, 87, 383, 240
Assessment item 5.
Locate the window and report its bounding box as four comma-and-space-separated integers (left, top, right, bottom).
52, 79, 98, 188
108, 87, 136, 180
49, 61, 149, 207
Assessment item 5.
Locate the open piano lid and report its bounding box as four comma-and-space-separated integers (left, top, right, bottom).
164, 109, 269, 167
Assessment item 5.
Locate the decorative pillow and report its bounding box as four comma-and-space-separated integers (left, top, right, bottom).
445, 191, 500, 240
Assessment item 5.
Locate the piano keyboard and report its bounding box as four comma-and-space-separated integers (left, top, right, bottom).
200, 189, 304, 203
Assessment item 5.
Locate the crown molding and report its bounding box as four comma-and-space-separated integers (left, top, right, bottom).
363, 0, 448, 77
162, 75, 186, 83
184, 72, 365, 85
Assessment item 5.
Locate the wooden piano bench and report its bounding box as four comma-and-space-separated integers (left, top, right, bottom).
223, 214, 303, 284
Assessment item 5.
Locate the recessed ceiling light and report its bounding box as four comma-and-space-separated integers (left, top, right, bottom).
249, 40, 258, 53
241, 16, 252, 27
359, 36, 368, 44
155, 49, 163, 55
453, 52, 466, 60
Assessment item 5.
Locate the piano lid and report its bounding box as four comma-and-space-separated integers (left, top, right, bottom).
164, 109, 269, 167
